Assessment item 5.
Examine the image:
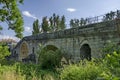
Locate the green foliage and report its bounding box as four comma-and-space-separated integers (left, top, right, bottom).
32, 19, 41, 35
103, 11, 115, 21
70, 19, 79, 28
32, 13, 66, 33
0, 41, 120, 80
70, 19, 75, 28
41, 16, 49, 32
16, 63, 59, 80
37, 45, 62, 69
0, 61, 59, 80
0, 63, 26, 80
47, 13, 66, 32
101, 41, 120, 57
102, 42, 120, 54
61, 43, 120, 80
0, 43, 10, 60
60, 15, 66, 30
61, 60, 102, 80
70, 18, 87, 28
101, 51, 120, 79
0, 0, 24, 38
0, 26, 2, 31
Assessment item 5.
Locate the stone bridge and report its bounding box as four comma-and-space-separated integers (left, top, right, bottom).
12, 11, 120, 63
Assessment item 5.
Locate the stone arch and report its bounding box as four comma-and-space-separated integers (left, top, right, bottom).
80, 44, 91, 60
20, 41, 29, 60
43, 45, 69, 66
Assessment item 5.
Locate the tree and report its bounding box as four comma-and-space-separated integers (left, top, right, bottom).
53, 13, 56, 27
74, 19, 79, 27
52, 13, 57, 31
117, 10, 120, 18
56, 15, 60, 31
80, 18, 85, 26
41, 16, 49, 33
49, 13, 66, 32
49, 16, 54, 32
41, 14, 66, 33
60, 15, 66, 30
70, 19, 74, 28
0, 0, 24, 38
0, 43, 10, 60
32, 19, 41, 35
70, 19, 79, 28
109, 11, 115, 20
0, 27, 2, 34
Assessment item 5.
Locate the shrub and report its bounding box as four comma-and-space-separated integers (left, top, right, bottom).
38, 48, 62, 69
36, 44, 62, 69
60, 60, 102, 80
0, 43, 10, 60
101, 51, 120, 79
101, 42, 120, 57
15, 62, 59, 80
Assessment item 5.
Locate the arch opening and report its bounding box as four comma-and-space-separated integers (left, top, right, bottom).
43, 45, 58, 51
80, 44, 91, 61
20, 42, 29, 59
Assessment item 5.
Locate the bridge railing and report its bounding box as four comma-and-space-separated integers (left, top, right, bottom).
83, 10, 120, 25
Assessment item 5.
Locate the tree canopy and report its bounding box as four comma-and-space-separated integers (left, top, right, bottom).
49, 13, 66, 32
31, 13, 66, 34
41, 16, 49, 33
0, 0, 24, 38
32, 19, 41, 35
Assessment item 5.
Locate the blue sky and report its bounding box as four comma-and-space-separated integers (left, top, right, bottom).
0, 0, 120, 41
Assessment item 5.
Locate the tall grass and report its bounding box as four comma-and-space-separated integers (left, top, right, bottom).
0, 62, 59, 80
0, 71, 25, 80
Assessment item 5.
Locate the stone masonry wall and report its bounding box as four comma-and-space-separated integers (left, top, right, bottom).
13, 19, 120, 62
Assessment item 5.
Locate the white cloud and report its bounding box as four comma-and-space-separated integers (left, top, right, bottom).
22, 11, 37, 19
25, 26, 31, 32
67, 8, 76, 12
0, 35, 20, 42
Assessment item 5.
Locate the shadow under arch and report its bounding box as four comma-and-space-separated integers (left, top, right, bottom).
80, 44, 91, 61
43, 45, 69, 66
43, 45, 58, 51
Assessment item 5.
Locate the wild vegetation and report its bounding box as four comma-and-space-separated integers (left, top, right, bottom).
0, 0, 120, 80
0, 42, 120, 80
61, 52, 120, 80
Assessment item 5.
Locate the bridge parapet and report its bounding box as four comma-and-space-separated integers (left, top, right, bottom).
24, 19, 118, 40
14, 18, 120, 48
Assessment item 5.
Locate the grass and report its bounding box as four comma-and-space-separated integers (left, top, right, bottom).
0, 61, 59, 80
